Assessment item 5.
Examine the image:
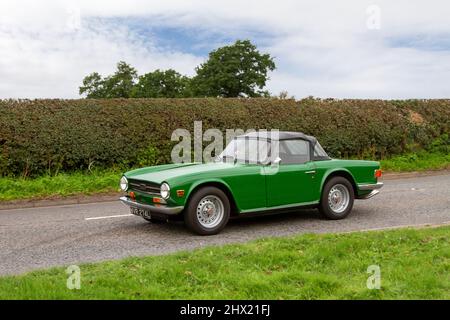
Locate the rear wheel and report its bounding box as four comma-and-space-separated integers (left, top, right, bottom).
318, 176, 354, 219
184, 186, 230, 235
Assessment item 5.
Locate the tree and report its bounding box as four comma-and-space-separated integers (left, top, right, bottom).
79, 61, 138, 98
79, 40, 276, 99
79, 72, 106, 98
131, 69, 192, 98
191, 40, 276, 98
102, 61, 138, 98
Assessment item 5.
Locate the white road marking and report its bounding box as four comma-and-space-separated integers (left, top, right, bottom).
85, 214, 133, 221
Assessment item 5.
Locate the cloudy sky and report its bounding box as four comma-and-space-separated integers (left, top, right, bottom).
1, 0, 449, 99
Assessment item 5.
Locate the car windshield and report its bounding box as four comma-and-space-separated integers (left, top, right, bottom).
217, 138, 270, 164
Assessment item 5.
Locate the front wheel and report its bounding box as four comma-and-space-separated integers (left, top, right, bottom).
318, 176, 354, 220
184, 186, 230, 235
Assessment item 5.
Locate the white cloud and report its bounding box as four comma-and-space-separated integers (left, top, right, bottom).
1, 0, 450, 98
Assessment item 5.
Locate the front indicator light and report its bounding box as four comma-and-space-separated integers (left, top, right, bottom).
153, 197, 166, 204
176, 190, 185, 198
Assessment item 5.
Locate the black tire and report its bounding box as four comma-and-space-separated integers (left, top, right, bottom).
142, 216, 166, 224
318, 176, 354, 220
184, 186, 230, 235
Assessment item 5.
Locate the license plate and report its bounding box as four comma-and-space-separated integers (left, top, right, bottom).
130, 207, 151, 219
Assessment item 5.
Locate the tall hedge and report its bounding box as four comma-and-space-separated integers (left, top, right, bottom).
0, 98, 449, 177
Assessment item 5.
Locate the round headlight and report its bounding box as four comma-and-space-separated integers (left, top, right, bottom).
120, 176, 128, 191
160, 183, 170, 200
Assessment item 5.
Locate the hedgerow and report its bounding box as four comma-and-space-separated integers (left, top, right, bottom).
0, 98, 448, 177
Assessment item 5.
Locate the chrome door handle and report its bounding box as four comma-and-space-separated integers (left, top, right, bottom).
305, 170, 316, 175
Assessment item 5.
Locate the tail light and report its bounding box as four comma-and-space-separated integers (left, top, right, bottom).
374, 169, 382, 179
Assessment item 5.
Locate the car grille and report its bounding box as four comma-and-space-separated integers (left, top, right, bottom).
128, 179, 161, 195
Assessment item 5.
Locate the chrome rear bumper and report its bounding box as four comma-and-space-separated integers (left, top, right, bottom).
357, 182, 383, 199
119, 196, 184, 215
357, 189, 380, 199
358, 182, 384, 191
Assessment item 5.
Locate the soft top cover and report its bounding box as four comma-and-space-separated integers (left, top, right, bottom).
237, 131, 330, 160
238, 131, 317, 145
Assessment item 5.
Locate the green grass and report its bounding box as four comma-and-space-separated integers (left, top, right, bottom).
0, 226, 449, 299
0, 170, 121, 201
381, 135, 450, 172
381, 151, 450, 172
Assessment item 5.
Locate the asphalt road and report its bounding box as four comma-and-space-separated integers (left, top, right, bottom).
1, 174, 449, 276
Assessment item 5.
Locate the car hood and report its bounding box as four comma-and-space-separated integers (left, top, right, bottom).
125, 162, 237, 184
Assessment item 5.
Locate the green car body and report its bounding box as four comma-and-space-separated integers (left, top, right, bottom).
122, 159, 380, 212
120, 131, 383, 234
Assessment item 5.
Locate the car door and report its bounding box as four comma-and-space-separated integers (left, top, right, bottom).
264, 139, 319, 207
220, 137, 270, 212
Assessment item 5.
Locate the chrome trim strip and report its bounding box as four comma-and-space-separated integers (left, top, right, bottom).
119, 197, 183, 215
240, 200, 319, 214
357, 190, 380, 200
358, 182, 384, 191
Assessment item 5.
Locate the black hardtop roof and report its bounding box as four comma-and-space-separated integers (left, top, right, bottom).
237, 131, 317, 144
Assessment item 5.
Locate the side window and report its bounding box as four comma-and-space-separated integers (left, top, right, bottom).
278, 140, 310, 164
313, 142, 330, 160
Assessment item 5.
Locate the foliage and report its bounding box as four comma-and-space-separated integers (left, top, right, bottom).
0, 226, 449, 299
78, 72, 106, 99
79, 40, 275, 99
192, 40, 276, 97
380, 151, 450, 172
79, 61, 138, 98
136, 145, 160, 167
0, 98, 449, 177
131, 69, 192, 98
427, 133, 450, 154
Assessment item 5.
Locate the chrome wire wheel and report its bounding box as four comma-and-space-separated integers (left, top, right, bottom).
196, 195, 225, 229
328, 184, 350, 214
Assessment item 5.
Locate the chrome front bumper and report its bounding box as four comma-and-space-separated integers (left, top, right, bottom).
119, 196, 184, 215
357, 182, 384, 199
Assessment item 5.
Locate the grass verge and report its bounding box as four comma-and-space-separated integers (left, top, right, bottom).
0, 226, 449, 299
381, 151, 450, 172
0, 170, 121, 202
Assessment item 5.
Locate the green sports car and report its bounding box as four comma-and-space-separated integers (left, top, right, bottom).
120, 131, 383, 235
